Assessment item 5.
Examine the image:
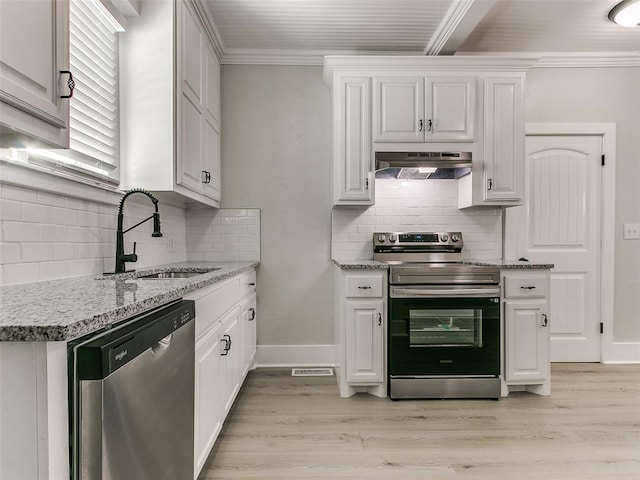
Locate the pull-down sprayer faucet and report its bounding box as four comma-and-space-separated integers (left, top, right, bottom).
110, 189, 162, 274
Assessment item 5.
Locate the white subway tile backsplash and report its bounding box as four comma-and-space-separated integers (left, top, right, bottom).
185, 208, 260, 262
3, 221, 40, 242
332, 179, 502, 261
0, 183, 188, 285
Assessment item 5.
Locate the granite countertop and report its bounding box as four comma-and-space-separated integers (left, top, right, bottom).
332, 259, 389, 270
464, 259, 555, 270
0, 261, 259, 342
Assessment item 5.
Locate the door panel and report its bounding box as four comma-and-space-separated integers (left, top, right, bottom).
505, 135, 601, 361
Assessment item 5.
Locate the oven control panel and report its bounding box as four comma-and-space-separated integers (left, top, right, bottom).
374, 232, 463, 246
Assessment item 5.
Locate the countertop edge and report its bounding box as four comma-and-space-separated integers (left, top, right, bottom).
464, 260, 554, 270
0, 261, 259, 342
332, 259, 389, 270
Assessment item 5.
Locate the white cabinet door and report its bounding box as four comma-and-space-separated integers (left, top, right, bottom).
345, 300, 384, 383
194, 321, 224, 476
483, 77, 524, 202
202, 44, 221, 201
242, 294, 257, 378
177, 0, 205, 195
504, 300, 549, 384
373, 76, 424, 142
0, 0, 69, 147
220, 306, 242, 415
373, 76, 475, 143
334, 76, 372, 205
426, 77, 475, 142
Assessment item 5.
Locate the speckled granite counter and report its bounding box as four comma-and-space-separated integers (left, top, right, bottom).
0, 261, 258, 342
332, 259, 389, 270
464, 259, 554, 270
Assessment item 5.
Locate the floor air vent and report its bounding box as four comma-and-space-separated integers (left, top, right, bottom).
291, 368, 334, 377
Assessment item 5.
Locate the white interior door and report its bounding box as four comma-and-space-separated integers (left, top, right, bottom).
505, 135, 602, 362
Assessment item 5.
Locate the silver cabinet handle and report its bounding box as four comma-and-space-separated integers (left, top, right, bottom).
541, 314, 548, 327
358, 286, 372, 290
377, 312, 382, 326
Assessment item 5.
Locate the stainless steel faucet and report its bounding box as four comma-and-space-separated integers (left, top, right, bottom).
111, 189, 162, 274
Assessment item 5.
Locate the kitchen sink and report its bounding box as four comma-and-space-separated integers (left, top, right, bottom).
137, 268, 220, 279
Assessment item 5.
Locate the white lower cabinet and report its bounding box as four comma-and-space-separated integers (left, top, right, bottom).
502, 270, 551, 396
194, 320, 224, 472
345, 300, 384, 383
334, 266, 387, 398
187, 267, 257, 478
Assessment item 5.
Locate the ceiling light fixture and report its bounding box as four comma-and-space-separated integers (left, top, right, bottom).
609, 0, 640, 27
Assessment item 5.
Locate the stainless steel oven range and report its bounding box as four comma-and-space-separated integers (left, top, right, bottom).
374, 232, 501, 400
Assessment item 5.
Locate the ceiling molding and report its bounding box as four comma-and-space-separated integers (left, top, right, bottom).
457, 52, 640, 68
424, 0, 497, 56
221, 49, 424, 66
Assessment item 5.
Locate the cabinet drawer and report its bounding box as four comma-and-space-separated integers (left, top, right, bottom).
504, 275, 547, 299
238, 270, 257, 298
345, 275, 383, 298
187, 277, 240, 338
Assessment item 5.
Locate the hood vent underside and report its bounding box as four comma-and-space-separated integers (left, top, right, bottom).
375, 151, 472, 180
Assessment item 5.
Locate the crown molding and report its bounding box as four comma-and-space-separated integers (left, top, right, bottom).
457, 51, 640, 67
221, 49, 425, 66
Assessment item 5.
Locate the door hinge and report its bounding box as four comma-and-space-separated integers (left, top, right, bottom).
600, 322, 604, 334
601, 154, 605, 166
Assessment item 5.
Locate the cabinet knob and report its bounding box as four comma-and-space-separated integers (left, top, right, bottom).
541, 314, 548, 327
60, 70, 75, 98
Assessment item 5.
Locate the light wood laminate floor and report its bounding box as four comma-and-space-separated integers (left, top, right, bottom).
198, 364, 640, 479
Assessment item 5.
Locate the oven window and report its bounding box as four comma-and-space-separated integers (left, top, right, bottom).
409, 308, 482, 347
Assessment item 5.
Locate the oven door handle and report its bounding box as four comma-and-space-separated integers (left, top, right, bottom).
390, 286, 501, 298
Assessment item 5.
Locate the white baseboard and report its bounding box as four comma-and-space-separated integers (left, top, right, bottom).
256, 344, 336, 367
602, 341, 640, 364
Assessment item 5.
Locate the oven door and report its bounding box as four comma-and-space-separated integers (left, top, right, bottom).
389, 285, 501, 377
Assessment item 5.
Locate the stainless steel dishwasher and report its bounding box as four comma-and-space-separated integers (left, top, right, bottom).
70, 299, 195, 480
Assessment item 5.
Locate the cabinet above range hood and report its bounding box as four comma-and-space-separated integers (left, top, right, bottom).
375, 151, 471, 180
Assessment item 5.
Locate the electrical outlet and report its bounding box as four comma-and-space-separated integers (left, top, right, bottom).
623, 223, 640, 240
166, 236, 176, 252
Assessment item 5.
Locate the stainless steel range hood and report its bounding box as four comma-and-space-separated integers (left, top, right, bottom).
375, 151, 472, 179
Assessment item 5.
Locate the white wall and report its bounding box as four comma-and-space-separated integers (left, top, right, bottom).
526, 66, 640, 342
220, 65, 334, 349
0, 178, 187, 285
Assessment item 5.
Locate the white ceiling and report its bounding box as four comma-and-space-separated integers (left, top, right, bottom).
203, 0, 640, 64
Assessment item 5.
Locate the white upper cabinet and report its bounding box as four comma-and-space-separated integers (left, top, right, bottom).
482, 76, 524, 202
120, 0, 221, 207
373, 76, 476, 143
333, 76, 372, 205
0, 0, 70, 148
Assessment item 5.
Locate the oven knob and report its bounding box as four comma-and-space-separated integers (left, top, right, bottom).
388, 234, 396, 243
378, 235, 386, 243
451, 234, 460, 242
440, 234, 449, 242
